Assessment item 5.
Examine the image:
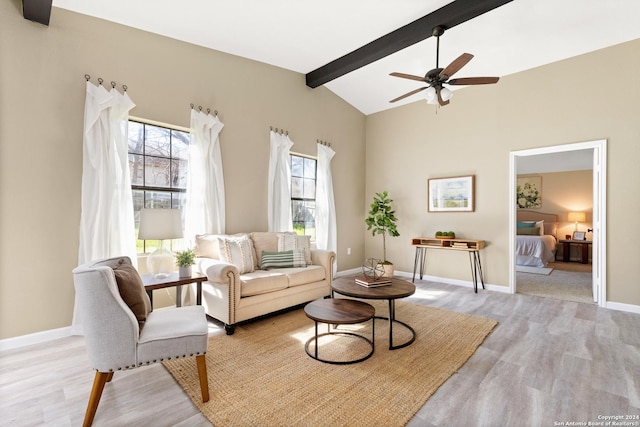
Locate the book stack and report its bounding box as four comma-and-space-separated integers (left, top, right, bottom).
452, 242, 469, 249
355, 275, 392, 287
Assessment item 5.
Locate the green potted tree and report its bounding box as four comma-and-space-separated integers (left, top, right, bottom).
175, 248, 196, 278
365, 190, 400, 277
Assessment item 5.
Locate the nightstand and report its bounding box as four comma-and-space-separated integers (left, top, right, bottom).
557, 240, 592, 264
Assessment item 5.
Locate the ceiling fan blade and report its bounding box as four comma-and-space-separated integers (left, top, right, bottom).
448, 77, 500, 85
389, 86, 428, 103
439, 53, 473, 80
389, 72, 426, 82
437, 87, 450, 106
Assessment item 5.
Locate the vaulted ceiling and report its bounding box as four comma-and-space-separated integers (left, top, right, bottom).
52, 0, 640, 115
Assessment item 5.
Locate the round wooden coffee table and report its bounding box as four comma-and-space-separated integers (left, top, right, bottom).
304, 298, 375, 364
332, 277, 416, 350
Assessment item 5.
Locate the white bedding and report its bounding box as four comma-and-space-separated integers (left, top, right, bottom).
516, 235, 557, 267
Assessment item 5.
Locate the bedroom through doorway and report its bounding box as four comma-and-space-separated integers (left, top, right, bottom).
509, 140, 607, 306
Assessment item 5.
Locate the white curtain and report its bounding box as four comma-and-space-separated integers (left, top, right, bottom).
74, 82, 137, 334
316, 143, 337, 273
267, 131, 293, 232
184, 109, 225, 243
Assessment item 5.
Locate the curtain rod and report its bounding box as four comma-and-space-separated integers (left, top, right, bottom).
270, 126, 289, 136
317, 139, 332, 147
190, 103, 218, 116
84, 74, 128, 92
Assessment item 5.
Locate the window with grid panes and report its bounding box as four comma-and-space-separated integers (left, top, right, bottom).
128, 120, 189, 253
290, 154, 316, 241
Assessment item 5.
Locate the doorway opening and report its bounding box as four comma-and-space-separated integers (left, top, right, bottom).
509, 140, 607, 306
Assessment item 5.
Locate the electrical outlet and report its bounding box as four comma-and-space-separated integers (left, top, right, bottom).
347, 248, 351, 255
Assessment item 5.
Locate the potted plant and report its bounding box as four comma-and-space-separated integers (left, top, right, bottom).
365, 190, 400, 277
435, 231, 456, 239
175, 248, 196, 277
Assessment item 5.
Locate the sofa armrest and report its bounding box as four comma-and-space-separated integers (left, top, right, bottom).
195, 257, 239, 284
310, 249, 336, 282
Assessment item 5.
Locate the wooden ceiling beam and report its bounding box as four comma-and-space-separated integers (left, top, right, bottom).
22, 0, 53, 26
305, 0, 513, 88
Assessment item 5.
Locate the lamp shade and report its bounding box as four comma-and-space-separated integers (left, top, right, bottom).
138, 208, 183, 240
567, 211, 586, 223
440, 86, 453, 101
425, 86, 436, 102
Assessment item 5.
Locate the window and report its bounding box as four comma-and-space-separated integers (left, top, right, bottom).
290, 154, 316, 240
128, 119, 189, 253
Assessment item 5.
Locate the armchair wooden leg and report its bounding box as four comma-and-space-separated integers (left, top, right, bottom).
196, 354, 210, 402
83, 371, 110, 427
106, 372, 114, 382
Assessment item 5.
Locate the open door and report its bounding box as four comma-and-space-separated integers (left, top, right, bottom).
510, 139, 607, 307
591, 144, 607, 304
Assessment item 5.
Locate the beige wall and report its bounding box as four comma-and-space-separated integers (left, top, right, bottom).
365, 38, 640, 306
0, 4, 366, 339
527, 170, 593, 240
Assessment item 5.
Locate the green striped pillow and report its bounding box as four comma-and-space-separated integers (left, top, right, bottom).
261, 250, 307, 269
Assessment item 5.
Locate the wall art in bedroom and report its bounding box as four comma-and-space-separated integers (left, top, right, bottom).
516, 175, 542, 209
428, 175, 475, 212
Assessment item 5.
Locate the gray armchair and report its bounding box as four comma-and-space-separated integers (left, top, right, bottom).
72, 256, 209, 427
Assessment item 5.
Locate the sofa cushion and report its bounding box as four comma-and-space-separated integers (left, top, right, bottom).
112, 261, 152, 330
250, 232, 279, 269
275, 264, 326, 287
240, 270, 289, 297
277, 233, 312, 265
261, 249, 307, 269
218, 235, 256, 274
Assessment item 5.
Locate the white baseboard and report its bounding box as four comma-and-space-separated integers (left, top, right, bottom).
605, 300, 640, 314
0, 326, 73, 352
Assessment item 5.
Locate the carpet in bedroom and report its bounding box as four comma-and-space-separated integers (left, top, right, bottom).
516, 261, 593, 304
516, 265, 553, 275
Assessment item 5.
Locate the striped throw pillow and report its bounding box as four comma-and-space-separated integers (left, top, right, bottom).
218, 235, 256, 274
261, 250, 307, 270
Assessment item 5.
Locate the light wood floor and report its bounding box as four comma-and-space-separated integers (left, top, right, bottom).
1, 279, 639, 426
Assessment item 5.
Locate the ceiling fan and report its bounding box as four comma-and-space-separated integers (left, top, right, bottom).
389, 26, 499, 106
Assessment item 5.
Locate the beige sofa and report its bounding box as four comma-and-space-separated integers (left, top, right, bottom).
193, 232, 336, 334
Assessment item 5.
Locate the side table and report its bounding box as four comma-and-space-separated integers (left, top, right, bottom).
304, 298, 375, 365
141, 272, 207, 308
557, 240, 592, 264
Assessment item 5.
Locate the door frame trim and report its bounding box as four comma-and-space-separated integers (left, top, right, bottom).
509, 139, 607, 306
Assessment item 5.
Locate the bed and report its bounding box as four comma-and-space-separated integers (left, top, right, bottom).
516, 211, 558, 268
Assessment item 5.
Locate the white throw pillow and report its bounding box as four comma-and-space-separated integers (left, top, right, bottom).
535, 220, 544, 236
218, 235, 256, 274
277, 233, 312, 265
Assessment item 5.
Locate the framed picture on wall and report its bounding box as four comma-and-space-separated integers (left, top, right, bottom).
573, 231, 586, 240
516, 175, 542, 208
428, 175, 475, 212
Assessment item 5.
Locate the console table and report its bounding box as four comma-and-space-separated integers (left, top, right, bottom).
557, 239, 592, 264
411, 237, 486, 293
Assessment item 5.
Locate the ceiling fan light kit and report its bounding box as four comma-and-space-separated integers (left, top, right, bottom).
389, 25, 499, 107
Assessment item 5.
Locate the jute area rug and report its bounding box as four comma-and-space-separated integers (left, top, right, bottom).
164, 300, 497, 427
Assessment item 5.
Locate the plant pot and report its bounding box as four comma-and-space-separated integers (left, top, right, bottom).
381, 263, 395, 278
178, 265, 192, 278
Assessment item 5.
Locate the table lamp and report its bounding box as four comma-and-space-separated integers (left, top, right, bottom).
567, 211, 586, 232
138, 208, 183, 278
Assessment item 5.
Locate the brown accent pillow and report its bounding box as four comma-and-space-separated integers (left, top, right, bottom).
112, 261, 152, 330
